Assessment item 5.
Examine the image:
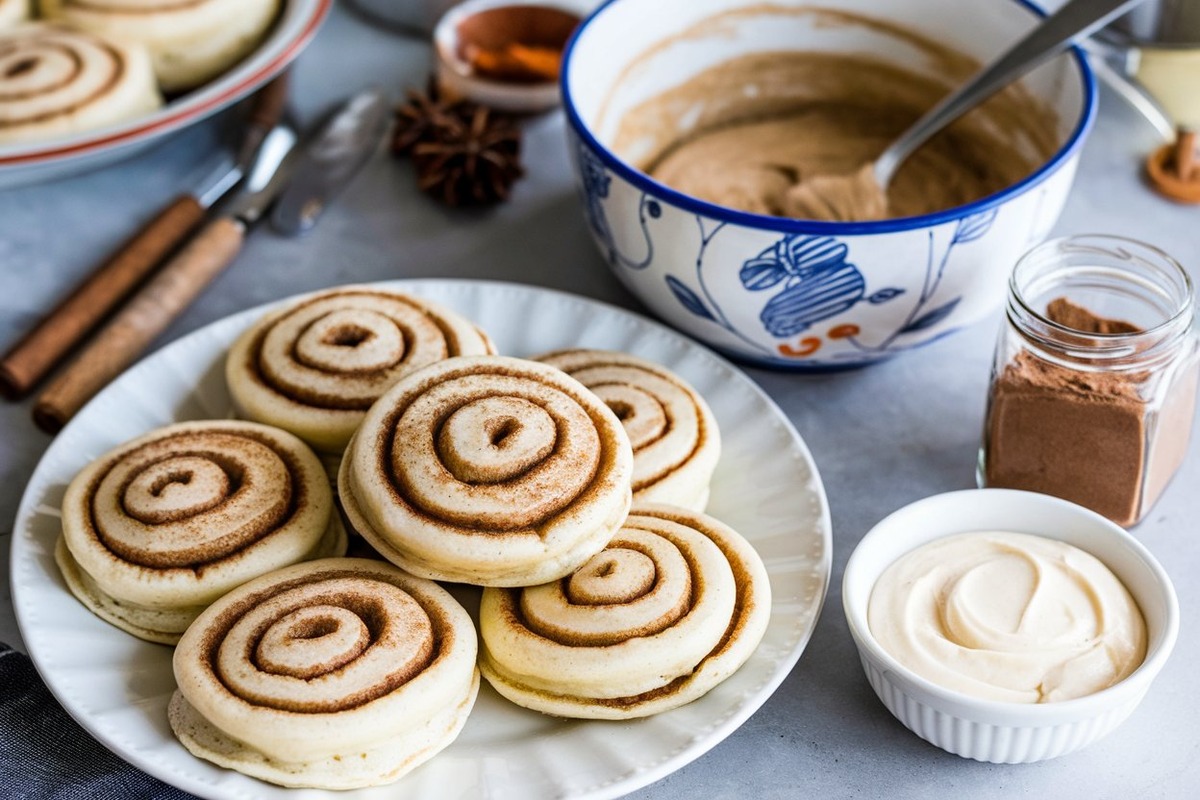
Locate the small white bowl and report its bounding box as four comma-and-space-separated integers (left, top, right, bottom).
842, 488, 1179, 764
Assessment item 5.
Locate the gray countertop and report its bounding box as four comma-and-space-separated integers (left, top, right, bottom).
2, 5, 1197, 799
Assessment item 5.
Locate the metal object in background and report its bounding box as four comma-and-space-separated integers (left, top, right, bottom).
1093, 0, 1200, 132
1109, 0, 1200, 45
31, 88, 388, 433
0, 76, 290, 400
872, 0, 1147, 190
270, 87, 391, 237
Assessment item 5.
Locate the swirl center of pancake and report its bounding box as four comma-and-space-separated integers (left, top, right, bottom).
255, 605, 371, 679
591, 384, 667, 449
295, 309, 405, 374
217, 578, 435, 713
0, 33, 122, 122
519, 531, 693, 645
438, 396, 555, 483
251, 293, 496, 412
568, 549, 656, 603
94, 434, 297, 568
392, 374, 602, 529
123, 456, 230, 523
5, 56, 38, 79
1, 45, 74, 94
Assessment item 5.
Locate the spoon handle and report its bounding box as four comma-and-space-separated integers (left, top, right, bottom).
874, 0, 1145, 187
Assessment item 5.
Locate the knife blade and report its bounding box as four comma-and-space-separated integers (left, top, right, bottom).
32, 88, 385, 433
0, 74, 290, 401
270, 87, 390, 236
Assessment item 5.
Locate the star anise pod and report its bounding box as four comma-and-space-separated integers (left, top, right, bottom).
410, 104, 524, 207
390, 78, 463, 157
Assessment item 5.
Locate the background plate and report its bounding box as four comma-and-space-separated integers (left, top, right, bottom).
10, 279, 831, 800
0, 0, 330, 188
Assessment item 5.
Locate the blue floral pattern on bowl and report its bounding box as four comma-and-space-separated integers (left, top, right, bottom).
569, 127, 1073, 370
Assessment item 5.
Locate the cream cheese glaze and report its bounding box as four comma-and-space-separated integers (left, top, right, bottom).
868, 531, 1147, 703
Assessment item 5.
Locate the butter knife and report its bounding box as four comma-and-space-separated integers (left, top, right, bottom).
0, 74, 289, 400
32, 88, 385, 433
270, 87, 390, 237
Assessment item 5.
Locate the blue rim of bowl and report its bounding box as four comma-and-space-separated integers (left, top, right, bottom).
560, 0, 1098, 236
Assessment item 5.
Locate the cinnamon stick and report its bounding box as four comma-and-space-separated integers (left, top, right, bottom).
33, 216, 246, 433
0, 195, 205, 399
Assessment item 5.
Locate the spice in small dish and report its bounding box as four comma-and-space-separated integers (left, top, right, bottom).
458, 5, 579, 83
434, 0, 583, 113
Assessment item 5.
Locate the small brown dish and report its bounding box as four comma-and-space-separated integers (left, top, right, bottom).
433, 0, 585, 113
1146, 127, 1200, 203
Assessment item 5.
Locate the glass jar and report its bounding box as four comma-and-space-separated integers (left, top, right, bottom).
979, 234, 1199, 527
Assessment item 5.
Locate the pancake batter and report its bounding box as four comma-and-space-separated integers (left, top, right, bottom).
610, 18, 1058, 221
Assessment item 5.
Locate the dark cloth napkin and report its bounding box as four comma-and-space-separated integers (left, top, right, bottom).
0, 643, 196, 800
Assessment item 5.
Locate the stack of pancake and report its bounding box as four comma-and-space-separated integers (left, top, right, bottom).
53, 285, 773, 789
0, 0, 279, 144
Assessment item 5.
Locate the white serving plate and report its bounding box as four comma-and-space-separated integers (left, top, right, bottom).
11, 279, 832, 799
0, 0, 331, 188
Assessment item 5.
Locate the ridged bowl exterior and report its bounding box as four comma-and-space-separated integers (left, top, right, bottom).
855, 650, 1145, 763
842, 489, 1179, 764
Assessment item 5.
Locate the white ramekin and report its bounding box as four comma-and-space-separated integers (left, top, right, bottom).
842, 488, 1179, 763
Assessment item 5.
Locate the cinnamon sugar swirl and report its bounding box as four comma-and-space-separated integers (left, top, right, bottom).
478, 503, 771, 719
0, 23, 161, 145
227, 287, 495, 456
56, 420, 346, 644
41, 0, 280, 91
338, 355, 635, 586
170, 558, 479, 789
536, 349, 721, 511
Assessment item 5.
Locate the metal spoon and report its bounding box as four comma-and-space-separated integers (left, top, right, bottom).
789, 0, 1147, 222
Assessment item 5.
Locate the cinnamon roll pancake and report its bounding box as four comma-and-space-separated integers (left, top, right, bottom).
536, 349, 721, 511
170, 558, 479, 789
0, 23, 161, 145
227, 287, 495, 456
56, 420, 346, 644
41, 0, 280, 91
338, 355, 635, 587
478, 503, 771, 719
0, 0, 30, 29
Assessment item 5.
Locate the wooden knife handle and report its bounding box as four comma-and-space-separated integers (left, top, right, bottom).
0, 194, 205, 400
32, 216, 246, 434
247, 73, 290, 132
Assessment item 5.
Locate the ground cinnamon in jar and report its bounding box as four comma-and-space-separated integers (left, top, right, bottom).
982, 236, 1198, 527
984, 300, 1149, 525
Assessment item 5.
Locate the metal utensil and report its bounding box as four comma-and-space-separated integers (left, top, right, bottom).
785, 0, 1148, 222
271, 87, 391, 237
32, 88, 385, 433
872, 0, 1147, 189
1091, 0, 1200, 134
0, 75, 289, 400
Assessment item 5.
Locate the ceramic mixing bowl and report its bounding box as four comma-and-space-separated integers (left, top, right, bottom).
842, 489, 1179, 763
561, 0, 1096, 369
